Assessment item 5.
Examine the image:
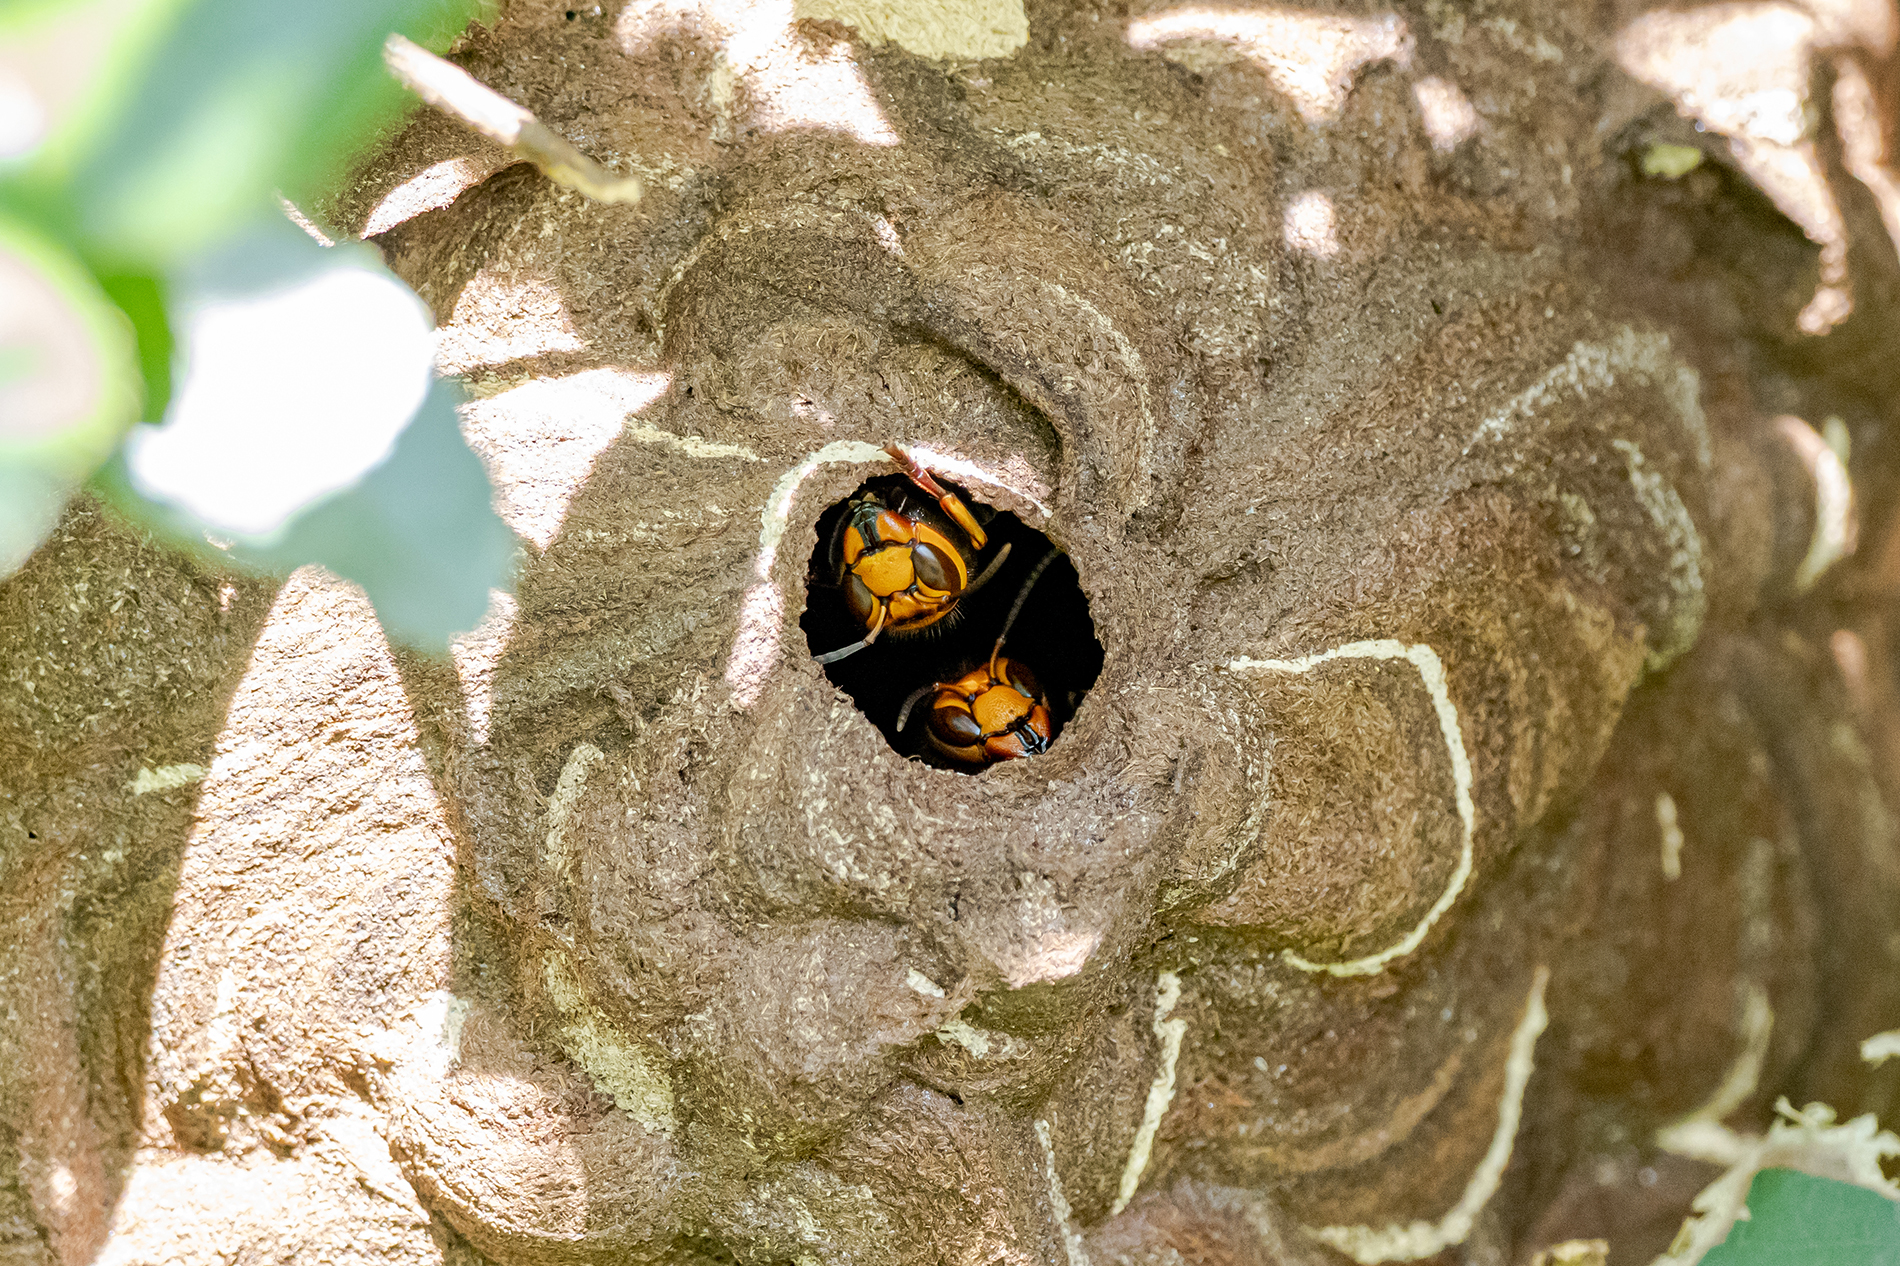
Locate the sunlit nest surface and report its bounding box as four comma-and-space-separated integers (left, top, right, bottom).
801, 474, 1103, 772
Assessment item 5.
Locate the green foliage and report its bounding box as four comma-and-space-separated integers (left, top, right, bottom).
57, 0, 481, 263
7, 0, 487, 262
232, 379, 517, 651
1, 0, 516, 648
0, 213, 141, 572
94, 271, 173, 417
1705, 1169, 1900, 1265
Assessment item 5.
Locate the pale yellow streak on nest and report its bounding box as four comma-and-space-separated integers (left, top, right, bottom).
1110, 971, 1187, 1214
1862, 1029, 1900, 1066
794, 0, 1028, 61
1657, 981, 1772, 1133
543, 952, 678, 1136
1034, 1119, 1093, 1266
129, 763, 206, 796
1227, 639, 1476, 978
1305, 967, 1551, 1263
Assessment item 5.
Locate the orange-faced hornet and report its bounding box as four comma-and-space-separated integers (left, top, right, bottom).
914, 655, 1055, 765
897, 549, 1060, 766
813, 445, 1013, 664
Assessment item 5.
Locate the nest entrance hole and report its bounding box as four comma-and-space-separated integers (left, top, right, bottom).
801, 473, 1103, 771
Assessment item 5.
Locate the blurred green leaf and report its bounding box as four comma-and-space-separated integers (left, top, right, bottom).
1704, 1169, 1900, 1265
234, 376, 517, 650
13, 0, 491, 265
89, 206, 513, 648
0, 462, 76, 578
4, 0, 510, 645
121, 219, 441, 536
0, 212, 139, 575
95, 271, 172, 418
99, 373, 516, 649
0, 0, 167, 180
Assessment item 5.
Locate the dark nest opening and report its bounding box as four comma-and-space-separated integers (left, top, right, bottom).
801, 472, 1104, 772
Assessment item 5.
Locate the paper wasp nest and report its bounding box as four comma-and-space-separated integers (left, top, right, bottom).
6, 1, 1900, 1264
